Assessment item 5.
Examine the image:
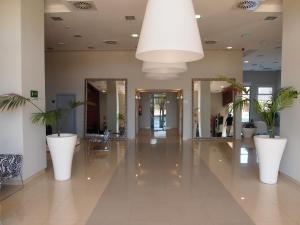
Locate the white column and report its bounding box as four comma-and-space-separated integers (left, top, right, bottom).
280, 0, 300, 182
0, 0, 46, 179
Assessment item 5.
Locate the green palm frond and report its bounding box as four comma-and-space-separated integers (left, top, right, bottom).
272, 87, 299, 112
0, 94, 30, 111
32, 110, 63, 126
231, 96, 250, 112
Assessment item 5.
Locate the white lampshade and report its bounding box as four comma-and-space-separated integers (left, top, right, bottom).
136, 0, 204, 63
145, 73, 179, 80
142, 62, 187, 74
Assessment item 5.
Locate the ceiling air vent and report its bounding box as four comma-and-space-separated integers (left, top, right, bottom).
103, 40, 118, 45
125, 16, 136, 21
51, 16, 63, 21
68, 1, 97, 11
205, 40, 217, 45
265, 16, 277, 21
237, 0, 260, 11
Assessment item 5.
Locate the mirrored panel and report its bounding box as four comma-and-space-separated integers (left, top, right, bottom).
85, 79, 127, 138
192, 79, 235, 139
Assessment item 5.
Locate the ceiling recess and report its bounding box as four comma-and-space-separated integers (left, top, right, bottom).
237, 0, 260, 11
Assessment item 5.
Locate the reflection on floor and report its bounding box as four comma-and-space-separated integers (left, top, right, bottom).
1, 133, 300, 225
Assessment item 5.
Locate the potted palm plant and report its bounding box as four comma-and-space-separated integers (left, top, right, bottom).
223, 79, 299, 184
0, 93, 85, 181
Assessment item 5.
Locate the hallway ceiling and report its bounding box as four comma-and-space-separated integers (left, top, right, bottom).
45, 0, 283, 71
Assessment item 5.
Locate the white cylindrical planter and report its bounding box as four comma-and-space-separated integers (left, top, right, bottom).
242, 128, 257, 138
46, 134, 77, 181
254, 135, 287, 184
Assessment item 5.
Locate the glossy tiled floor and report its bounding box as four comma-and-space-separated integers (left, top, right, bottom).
1, 133, 300, 225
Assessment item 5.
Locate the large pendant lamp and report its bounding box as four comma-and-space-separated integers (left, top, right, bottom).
142, 62, 187, 74
145, 73, 179, 80
136, 0, 204, 63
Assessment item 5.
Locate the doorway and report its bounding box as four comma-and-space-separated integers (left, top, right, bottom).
56, 94, 76, 134
135, 89, 183, 138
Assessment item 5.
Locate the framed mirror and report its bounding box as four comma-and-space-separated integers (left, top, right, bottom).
192, 78, 235, 139
85, 79, 127, 138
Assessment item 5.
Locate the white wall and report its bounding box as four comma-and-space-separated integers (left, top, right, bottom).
0, 0, 46, 179
45, 50, 243, 140
280, 0, 300, 182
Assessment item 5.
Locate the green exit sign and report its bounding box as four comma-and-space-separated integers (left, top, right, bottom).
30, 90, 38, 98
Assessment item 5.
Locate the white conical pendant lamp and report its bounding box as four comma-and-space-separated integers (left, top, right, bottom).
142, 62, 187, 74
136, 0, 204, 63
145, 73, 179, 80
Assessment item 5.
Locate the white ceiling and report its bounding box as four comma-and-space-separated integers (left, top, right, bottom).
45, 0, 283, 71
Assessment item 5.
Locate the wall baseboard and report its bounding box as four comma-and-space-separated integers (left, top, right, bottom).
24, 169, 46, 184
280, 171, 300, 186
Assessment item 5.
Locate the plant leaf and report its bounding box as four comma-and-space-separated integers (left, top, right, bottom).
0, 94, 30, 111
32, 110, 63, 126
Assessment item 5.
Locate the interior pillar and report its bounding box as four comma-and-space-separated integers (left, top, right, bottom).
0, 0, 46, 179
280, 0, 300, 182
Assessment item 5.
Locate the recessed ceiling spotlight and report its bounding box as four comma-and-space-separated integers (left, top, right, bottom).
226, 46, 233, 50
57, 42, 65, 45
131, 33, 139, 38
195, 14, 201, 19
74, 34, 82, 38
244, 60, 249, 63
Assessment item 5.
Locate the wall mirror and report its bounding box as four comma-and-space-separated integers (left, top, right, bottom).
85, 79, 127, 138
192, 79, 235, 139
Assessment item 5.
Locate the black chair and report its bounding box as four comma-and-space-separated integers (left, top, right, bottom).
0, 154, 23, 200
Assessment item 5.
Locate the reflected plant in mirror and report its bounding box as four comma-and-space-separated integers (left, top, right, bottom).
85, 79, 127, 138
192, 79, 235, 139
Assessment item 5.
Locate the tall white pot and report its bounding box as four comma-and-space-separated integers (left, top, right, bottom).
242, 128, 256, 138
46, 134, 77, 181
254, 135, 287, 184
